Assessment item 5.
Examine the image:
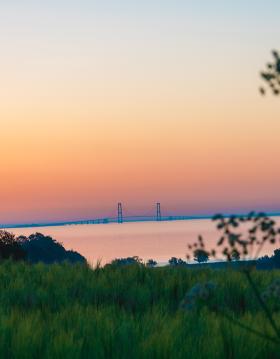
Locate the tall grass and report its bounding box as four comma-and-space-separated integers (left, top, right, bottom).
0, 261, 279, 358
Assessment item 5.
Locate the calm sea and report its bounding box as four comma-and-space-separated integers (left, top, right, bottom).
7, 219, 278, 265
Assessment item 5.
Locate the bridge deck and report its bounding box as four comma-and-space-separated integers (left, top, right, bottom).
2, 212, 280, 229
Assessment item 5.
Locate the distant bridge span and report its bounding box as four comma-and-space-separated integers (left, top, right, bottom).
1, 214, 212, 229
2, 203, 280, 229
1, 202, 212, 228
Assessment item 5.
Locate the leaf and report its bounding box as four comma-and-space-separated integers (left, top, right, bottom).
217, 223, 225, 230
261, 72, 275, 81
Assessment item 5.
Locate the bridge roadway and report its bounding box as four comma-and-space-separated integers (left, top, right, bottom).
2, 212, 280, 229
0, 215, 213, 229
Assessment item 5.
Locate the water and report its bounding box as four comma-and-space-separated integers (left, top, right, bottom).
7, 219, 277, 265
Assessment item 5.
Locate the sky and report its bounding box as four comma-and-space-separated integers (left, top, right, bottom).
1, 0, 280, 224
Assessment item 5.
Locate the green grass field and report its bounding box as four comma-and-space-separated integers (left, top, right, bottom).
0, 261, 280, 358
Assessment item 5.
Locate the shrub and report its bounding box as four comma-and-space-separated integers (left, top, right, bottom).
146, 259, 157, 267
0, 230, 26, 261
168, 257, 188, 267
193, 249, 209, 263
109, 256, 143, 267
20, 232, 86, 264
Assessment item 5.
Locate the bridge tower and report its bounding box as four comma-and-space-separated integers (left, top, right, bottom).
156, 202, 161, 221
117, 202, 123, 223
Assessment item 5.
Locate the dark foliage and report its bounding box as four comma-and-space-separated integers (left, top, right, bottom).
168, 257, 188, 267
20, 232, 86, 264
0, 230, 26, 261
187, 212, 280, 262
193, 249, 209, 263
257, 249, 280, 270
186, 212, 280, 345
231, 249, 240, 261
259, 50, 280, 96
257, 255, 272, 270
109, 256, 143, 267
146, 259, 157, 267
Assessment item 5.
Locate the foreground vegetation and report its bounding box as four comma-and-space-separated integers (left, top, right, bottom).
0, 261, 280, 358
1, 212, 280, 358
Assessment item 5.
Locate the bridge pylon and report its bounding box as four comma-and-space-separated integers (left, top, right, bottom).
117, 203, 123, 223
156, 202, 161, 221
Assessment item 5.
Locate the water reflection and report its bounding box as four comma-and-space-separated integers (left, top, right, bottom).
8, 219, 278, 265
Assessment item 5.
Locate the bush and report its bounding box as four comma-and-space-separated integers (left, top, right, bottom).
257, 249, 280, 270
168, 257, 188, 267
146, 259, 157, 267
20, 233, 86, 264
0, 230, 26, 261
109, 256, 143, 267
193, 249, 209, 263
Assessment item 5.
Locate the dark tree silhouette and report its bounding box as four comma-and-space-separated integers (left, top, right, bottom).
20, 232, 86, 264
255, 249, 280, 270
256, 255, 271, 270
168, 257, 187, 266
231, 249, 240, 261
272, 249, 280, 268
0, 230, 26, 261
193, 249, 209, 263
146, 259, 157, 267
109, 256, 142, 266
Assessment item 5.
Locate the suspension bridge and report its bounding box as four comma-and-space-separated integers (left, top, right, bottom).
1, 203, 213, 229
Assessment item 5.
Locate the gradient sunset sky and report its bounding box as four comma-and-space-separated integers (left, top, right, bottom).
1, 1, 280, 224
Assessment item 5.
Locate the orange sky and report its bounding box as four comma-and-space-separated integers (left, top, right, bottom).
1, 1, 280, 224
